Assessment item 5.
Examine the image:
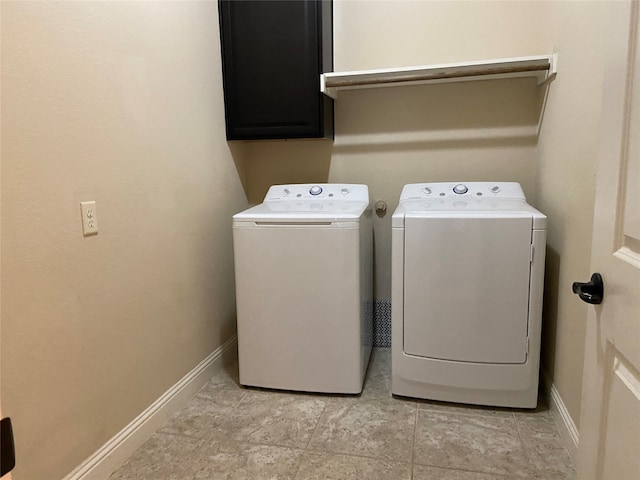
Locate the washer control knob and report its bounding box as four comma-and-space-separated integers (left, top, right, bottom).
491, 186, 500, 193
309, 185, 323, 196
453, 184, 468, 194
283, 188, 291, 196
341, 188, 349, 195
423, 187, 432, 195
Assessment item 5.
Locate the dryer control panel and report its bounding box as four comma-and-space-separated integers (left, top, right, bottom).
265, 184, 369, 202
399, 182, 526, 201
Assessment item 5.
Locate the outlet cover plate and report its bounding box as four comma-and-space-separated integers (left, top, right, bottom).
80, 201, 98, 235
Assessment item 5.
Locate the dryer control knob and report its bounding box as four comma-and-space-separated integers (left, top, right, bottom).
309, 185, 323, 196
453, 184, 468, 194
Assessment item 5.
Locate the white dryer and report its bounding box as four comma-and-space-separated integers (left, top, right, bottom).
233, 184, 373, 394
391, 182, 546, 408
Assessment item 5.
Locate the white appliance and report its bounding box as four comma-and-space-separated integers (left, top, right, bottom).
391, 182, 546, 408
233, 184, 373, 394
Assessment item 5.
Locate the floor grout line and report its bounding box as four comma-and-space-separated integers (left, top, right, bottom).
513, 410, 534, 465
303, 398, 327, 452
232, 390, 248, 410
109, 349, 574, 480
303, 445, 415, 464
410, 403, 419, 480
414, 462, 513, 478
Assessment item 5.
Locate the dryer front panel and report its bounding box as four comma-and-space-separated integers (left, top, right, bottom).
403, 213, 532, 364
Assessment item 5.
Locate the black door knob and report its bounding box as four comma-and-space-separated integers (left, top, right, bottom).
572, 273, 604, 305
0, 417, 16, 476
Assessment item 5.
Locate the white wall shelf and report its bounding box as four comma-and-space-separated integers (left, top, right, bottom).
321, 54, 557, 99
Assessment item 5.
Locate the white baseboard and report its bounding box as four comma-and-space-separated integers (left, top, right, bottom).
63, 335, 238, 480
542, 371, 579, 464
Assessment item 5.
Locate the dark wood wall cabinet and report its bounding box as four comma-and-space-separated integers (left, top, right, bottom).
218, 0, 333, 140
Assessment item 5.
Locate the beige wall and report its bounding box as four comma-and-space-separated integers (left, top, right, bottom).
246, 0, 552, 298
0, 3, 5, 479
535, 0, 607, 427
0, 2, 609, 477
245, 0, 606, 434
0, 2, 247, 479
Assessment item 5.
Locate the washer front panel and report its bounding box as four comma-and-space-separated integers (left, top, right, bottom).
234, 222, 368, 393
403, 213, 533, 364
233, 183, 373, 394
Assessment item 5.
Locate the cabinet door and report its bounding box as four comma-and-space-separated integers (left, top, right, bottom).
219, 0, 333, 140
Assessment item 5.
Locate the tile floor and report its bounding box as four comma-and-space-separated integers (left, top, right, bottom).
109, 348, 575, 480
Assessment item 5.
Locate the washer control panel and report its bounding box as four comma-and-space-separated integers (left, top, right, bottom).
265, 184, 369, 202
399, 182, 526, 201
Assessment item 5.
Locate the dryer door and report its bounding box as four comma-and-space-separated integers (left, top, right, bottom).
403, 213, 532, 364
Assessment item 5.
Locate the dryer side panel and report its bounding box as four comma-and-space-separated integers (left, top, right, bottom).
403, 214, 532, 364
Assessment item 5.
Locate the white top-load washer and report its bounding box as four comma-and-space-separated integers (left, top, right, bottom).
392, 182, 546, 408
233, 184, 373, 394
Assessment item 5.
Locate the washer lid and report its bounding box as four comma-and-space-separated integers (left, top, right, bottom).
234, 184, 370, 223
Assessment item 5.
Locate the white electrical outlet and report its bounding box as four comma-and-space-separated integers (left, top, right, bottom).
80, 201, 98, 236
